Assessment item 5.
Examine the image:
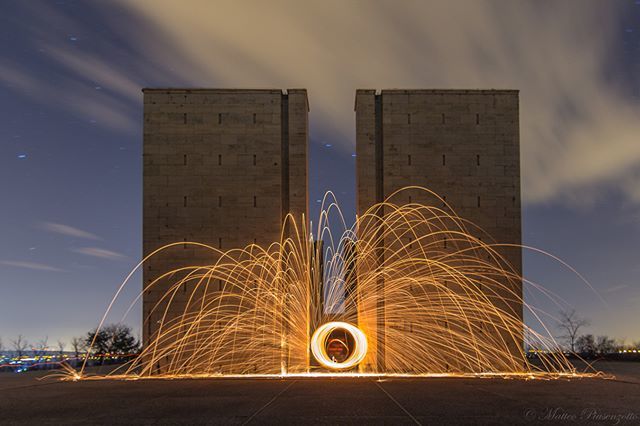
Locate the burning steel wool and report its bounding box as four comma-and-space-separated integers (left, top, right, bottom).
68, 187, 601, 381
310, 322, 368, 370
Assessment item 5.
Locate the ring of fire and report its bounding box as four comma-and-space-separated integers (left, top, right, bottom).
310, 322, 368, 370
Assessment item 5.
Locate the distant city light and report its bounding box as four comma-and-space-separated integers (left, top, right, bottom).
17, 154, 27, 159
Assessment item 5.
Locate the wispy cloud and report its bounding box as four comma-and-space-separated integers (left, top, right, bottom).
72, 247, 126, 260
115, 0, 640, 206
0, 59, 139, 133
603, 284, 629, 294
41, 222, 101, 240
4, 0, 640, 206
0, 260, 64, 272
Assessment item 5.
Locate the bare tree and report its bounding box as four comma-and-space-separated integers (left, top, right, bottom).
557, 309, 589, 353
11, 335, 29, 358
34, 336, 49, 357
70, 336, 85, 359
56, 340, 66, 358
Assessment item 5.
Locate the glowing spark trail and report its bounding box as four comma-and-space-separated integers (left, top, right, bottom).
70, 187, 600, 381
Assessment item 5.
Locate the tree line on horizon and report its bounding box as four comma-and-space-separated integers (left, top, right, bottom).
526, 309, 640, 358
1, 312, 638, 362
0, 324, 140, 360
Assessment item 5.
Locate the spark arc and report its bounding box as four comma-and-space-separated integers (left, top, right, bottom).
70, 187, 598, 380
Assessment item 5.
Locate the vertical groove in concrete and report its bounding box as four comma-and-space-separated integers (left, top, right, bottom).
280, 92, 290, 372
281, 92, 290, 228
375, 93, 383, 206
374, 93, 385, 372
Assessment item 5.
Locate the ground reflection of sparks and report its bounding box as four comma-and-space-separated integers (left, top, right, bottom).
61, 371, 607, 382
69, 187, 602, 381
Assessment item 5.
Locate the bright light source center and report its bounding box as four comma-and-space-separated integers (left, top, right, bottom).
310, 322, 367, 370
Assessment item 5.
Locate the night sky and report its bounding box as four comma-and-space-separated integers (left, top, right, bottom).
1, 0, 639, 348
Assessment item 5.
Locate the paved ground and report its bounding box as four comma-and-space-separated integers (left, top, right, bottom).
1, 361, 639, 425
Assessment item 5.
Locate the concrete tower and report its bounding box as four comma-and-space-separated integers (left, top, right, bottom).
142, 89, 308, 355
355, 89, 522, 372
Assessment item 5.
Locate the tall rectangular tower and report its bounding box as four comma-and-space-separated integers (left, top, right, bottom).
143, 89, 308, 355
355, 89, 522, 372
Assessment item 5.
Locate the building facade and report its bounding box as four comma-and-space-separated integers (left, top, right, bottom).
355, 89, 522, 372
142, 89, 308, 357
142, 88, 522, 374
